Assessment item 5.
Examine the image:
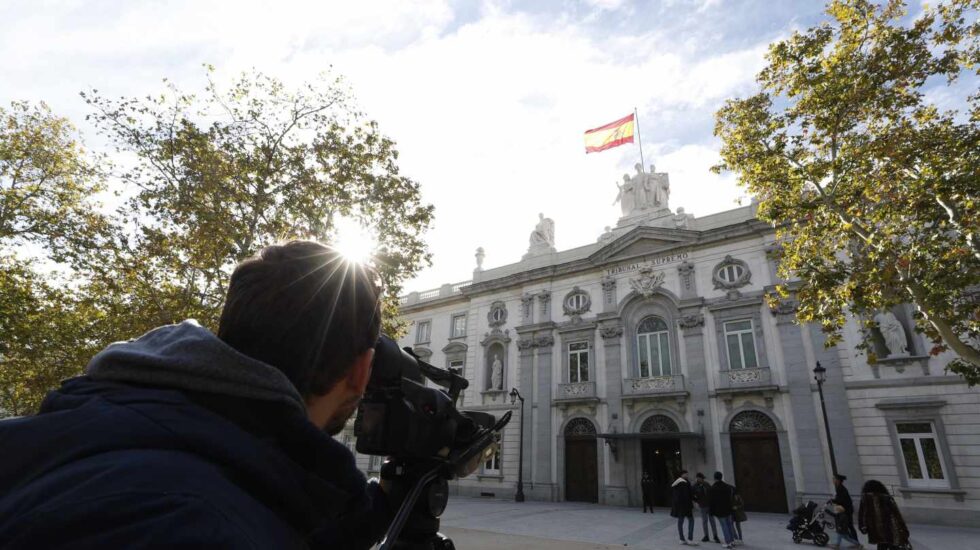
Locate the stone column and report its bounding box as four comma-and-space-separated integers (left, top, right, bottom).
532, 332, 556, 499
516, 335, 535, 498
600, 322, 628, 505
771, 299, 831, 500
808, 323, 863, 492
678, 303, 713, 473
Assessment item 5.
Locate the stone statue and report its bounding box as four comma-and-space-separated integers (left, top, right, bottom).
613, 174, 635, 216
475, 247, 485, 270
650, 165, 669, 207
875, 310, 909, 357
634, 163, 652, 207
529, 213, 555, 248
490, 355, 503, 390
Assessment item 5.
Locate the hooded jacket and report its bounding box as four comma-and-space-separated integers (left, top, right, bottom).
670, 477, 694, 517
0, 321, 390, 549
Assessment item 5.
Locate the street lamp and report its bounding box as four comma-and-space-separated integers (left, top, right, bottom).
813, 362, 839, 477
509, 387, 526, 502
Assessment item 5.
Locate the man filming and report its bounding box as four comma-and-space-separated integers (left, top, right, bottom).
0, 240, 392, 548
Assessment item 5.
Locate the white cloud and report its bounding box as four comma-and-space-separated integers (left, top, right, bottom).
0, 0, 776, 292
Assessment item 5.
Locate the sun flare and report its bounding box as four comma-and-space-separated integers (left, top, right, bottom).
333, 217, 377, 264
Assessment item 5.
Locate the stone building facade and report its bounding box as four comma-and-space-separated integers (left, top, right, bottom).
344, 167, 979, 526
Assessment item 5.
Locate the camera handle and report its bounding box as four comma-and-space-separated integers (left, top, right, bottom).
378, 459, 454, 550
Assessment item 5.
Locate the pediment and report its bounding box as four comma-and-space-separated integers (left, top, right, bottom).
590, 226, 698, 265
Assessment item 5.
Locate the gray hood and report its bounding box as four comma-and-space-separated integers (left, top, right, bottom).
86, 320, 306, 414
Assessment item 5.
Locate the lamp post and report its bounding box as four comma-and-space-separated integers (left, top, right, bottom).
509, 387, 526, 502
813, 362, 839, 477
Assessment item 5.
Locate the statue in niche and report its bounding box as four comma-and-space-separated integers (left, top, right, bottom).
613, 174, 636, 216
490, 355, 503, 390
875, 310, 909, 357
529, 213, 555, 248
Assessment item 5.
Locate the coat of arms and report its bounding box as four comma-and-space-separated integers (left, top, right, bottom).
629, 267, 665, 298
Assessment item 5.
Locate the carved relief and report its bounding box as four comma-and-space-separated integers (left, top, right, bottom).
520, 293, 535, 322
628, 376, 675, 392
534, 335, 555, 348
562, 287, 592, 321
678, 261, 695, 291
768, 298, 799, 317
601, 276, 617, 305
712, 255, 751, 291
538, 291, 551, 317
629, 267, 666, 298
728, 369, 762, 384
678, 314, 704, 329
600, 325, 624, 340
488, 301, 508, 327
517, 338, 535, 351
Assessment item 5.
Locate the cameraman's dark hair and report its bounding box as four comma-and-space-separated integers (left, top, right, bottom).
218, 240, 382, 399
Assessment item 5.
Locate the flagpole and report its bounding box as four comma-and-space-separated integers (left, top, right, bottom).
634, 107, 645, 169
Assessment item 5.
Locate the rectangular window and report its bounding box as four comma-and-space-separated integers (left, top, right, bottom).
416, 320, 431, 344
451, 314, 467, 338
483, 445, 501, 475
896, 422, 949, 488
568, 342, 590, 383
637, 332, 671, 376
449, 359, 464, 375
369, 454, 383, 472
724, 320, 758, 370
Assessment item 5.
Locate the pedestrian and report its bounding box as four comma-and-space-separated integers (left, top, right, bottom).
642, 471, 655, 513
731, 484, 747, 544
670, 469, 699, 546
693, 473, 721, 544
831, 474, 864, 549
709, 471, 737, 548
0, 241, 392, 548
858, 480, 910, 550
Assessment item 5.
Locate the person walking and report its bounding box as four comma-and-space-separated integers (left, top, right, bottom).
831, 474, 864, 549
709, 472, 737, 548
858, 480, 910, 550
671, 470, 699, 546
693, 473, 720, 544
642, 471, 655, 513
731, 484, 747, 545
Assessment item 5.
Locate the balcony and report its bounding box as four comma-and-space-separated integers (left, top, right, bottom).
622, 374, 687, 398
555, 381, 598, 404
715, 367, 778, 395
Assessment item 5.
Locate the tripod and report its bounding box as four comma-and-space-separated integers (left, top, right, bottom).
378, 458, 455, 550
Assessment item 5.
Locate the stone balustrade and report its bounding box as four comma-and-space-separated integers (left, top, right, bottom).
621, 374, 686, 397
555, 381, 597, 402
716, 366, 773, 390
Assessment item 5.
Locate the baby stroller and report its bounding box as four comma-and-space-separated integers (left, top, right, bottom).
787, 501, 830, 546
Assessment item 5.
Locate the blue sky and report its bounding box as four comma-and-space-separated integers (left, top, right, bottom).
0, 0, 947, 291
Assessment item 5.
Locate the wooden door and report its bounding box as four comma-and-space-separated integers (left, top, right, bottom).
641, 439, 682, 506
565, 437, 598, 502
731, 433, 788, 513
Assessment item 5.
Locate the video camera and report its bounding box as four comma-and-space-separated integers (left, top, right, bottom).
355, 335, 510, 550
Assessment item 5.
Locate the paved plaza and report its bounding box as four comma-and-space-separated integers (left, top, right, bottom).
437, 497, 980, 550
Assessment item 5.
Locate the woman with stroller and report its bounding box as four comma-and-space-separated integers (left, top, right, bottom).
831, 474, 863, 549
858, 480, 910, 550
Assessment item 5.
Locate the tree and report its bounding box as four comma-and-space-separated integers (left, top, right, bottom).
0, 101, 107, 257
0, 257, 103, 416
0, 102, 109, 416
713, 0, 980, 382
80, 67, 433, 336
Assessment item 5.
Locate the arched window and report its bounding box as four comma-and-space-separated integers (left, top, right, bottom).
564, 417, 597, 437
640, 414, 679, 433
729, 410, 777, 433
637, 316, 671, 377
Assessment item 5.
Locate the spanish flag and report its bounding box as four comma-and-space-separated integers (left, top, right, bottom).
584, 113, 635, 153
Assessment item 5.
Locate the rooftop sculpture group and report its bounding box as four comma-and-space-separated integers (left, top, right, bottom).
614, 163, 670, 217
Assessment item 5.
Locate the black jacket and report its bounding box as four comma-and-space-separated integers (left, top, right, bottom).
693, 480, 710, 505
709, 480, 734, 517
0, 322, 391, 549
670, 478, 694, 517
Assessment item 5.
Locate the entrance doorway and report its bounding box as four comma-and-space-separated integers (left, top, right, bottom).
729, 411, 788, 513
564, 418, 598, 503
641, 439, 682, 506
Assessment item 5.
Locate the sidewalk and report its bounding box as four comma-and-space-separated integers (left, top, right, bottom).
438, 496, 980, 550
